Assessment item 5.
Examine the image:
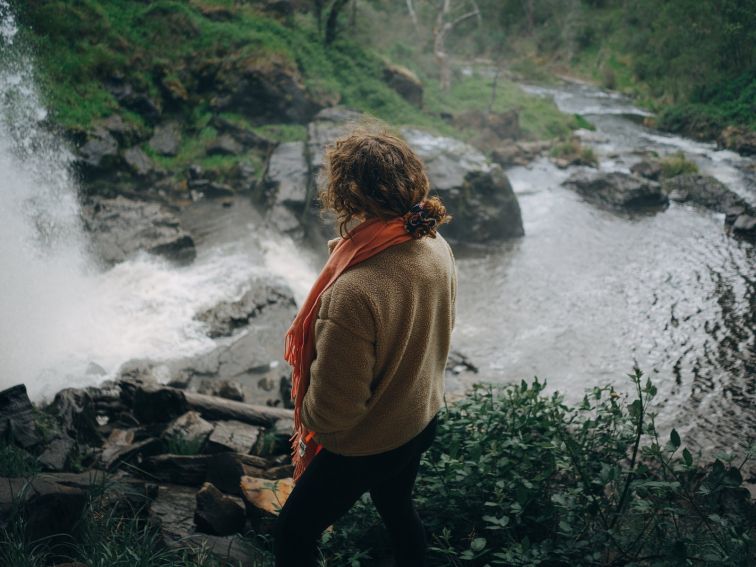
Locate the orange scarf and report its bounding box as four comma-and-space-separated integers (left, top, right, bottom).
284, 216, 412, 482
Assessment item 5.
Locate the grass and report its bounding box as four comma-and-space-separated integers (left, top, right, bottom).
550, 138, 598, 167
659, 151, 699, 179
16, 0, 576, 149
0, 444, 41, 477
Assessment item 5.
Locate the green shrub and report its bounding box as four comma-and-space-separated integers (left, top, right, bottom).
323, 370, 755, 566
660, 151, 699, 179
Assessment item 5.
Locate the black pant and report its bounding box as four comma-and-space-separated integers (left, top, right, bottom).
273, 414, 438, 567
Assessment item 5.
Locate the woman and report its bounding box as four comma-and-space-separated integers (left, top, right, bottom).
274, 126, 457, 567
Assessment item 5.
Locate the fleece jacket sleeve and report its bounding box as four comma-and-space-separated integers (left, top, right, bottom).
301, 281, 377, 434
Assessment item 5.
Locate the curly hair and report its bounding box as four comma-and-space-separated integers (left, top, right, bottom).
319, 127, 451, 239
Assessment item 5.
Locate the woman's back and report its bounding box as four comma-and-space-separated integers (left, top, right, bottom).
301, 233, 457, 455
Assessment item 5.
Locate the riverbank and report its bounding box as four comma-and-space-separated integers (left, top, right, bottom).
1, 371, 753, 566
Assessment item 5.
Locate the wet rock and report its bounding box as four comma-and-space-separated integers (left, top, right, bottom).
662, 174, 748, 213
228, 162, 258, 193
36, 436, 76, 471
307, 107, 363, 174
0, 477, 87, 543
217, 381, 245, 402
454, 109, 521, 144
563, 171, 668, 211
77, 126, 120, 171
491, 141, 551, 168
213, 53, 328, 123
149, 483, 197, 543
403, 127, 524, 241
196, 277, 296, 338
149, 122, 182, 156
206, 452, 269, 495
207, 134, 243, 156
171, 288, 298, 406
0, 384, 42, 449
211, 116, 272, 150
202, 182, 236, 198
101, 433, 162, 470
81, 196, 196, 265
383, 61, 423, 108
123, 146, 155, 177
445, 350, 479, 375
100, 114, 144, 147
161, 411, 214, 451
252, 417, 294, 457
719, 126, 756, 156
264, 141, 309, 209
194, 482, 246, 536
140, 454, 213, 485
106, 79, 162, 123
630, 158, 662, 181
133, 383, 189, 424
51, 388, 102, 445
262, 140, 310, 235
206, 420, 262, 454
732, 214, 756, 238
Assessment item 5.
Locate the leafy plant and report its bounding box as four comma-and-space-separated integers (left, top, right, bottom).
322, 370, 755, 566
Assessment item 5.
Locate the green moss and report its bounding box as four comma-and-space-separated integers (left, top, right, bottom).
251, 123, 307, 143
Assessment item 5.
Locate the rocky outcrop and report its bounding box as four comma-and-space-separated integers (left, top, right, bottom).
491, 141, 552, 168
630, 158, 663, 181
213, 53, 332, 123
262, 141, 311, 236
402, 127, 525, 240
81, 196, 197, 265
148, 121, 182, 156
262, 107, 525, 243
563, 171, 668, 211
662, 174, 756, 239
0, 384, 43, 449
383, 61, 423, 108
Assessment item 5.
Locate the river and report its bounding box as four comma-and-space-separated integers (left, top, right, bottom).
451, 81, 754, 454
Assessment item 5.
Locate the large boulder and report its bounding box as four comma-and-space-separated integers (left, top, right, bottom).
81, 196, 196, 265
168, 276, 298, 406
0, 476, 87, 543
261, 141, 310, 236
290, 107, 525, 242
662, 174, 756, 239
402, 127, 524, 241
213, 53, 331, 123
662, 174, 748, 213
382, 61, 423, 108
194, 482, 246, 536
149, 122, 182, 156
563, 171, 668, 211
0, 384, 43, 449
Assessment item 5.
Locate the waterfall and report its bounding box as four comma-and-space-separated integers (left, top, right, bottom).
0, 3, 278, 400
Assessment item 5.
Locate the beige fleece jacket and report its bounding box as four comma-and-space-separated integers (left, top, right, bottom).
300, 231, 457, 456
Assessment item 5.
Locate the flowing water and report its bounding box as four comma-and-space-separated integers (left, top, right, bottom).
450, 82, 755, 453
1, 2, 753, 454
0, 4, 316, 400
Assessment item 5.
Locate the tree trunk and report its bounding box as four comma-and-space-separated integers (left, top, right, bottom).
325, 0, 351, 45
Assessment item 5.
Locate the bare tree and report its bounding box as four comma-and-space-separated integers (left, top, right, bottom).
406, 0, 419, 30
433, 0, 482, 90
